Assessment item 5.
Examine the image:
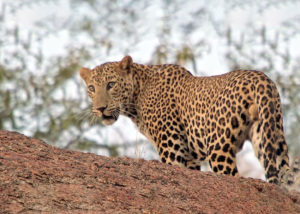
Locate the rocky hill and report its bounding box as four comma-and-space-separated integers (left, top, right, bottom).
0, 130, 299, 213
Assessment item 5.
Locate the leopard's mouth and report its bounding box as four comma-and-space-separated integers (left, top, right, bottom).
101, 108, 120, 125
102, 114, 117, 120
102, 113, 119, 121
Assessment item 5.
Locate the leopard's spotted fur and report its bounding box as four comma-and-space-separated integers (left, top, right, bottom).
80, 56, 293, 185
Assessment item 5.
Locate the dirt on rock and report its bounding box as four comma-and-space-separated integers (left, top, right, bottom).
0, 130, 299, 214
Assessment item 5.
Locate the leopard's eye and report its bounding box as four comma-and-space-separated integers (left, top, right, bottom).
88, 85, 95, 92
106, 82, 115, 91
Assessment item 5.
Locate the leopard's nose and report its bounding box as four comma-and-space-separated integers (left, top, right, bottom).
97, 106, 107, 113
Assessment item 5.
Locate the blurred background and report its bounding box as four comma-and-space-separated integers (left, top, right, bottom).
1, 0, 300, 180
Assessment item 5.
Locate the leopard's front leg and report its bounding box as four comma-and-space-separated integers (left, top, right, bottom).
153, 129, 201, 170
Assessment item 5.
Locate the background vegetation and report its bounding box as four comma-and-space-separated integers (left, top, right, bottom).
1, 0, 300, 176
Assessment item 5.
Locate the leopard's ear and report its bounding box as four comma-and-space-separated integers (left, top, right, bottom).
80, 67, 92, 83
119, 56, 133, 73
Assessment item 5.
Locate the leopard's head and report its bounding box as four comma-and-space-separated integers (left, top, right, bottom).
80, 56, 134, 125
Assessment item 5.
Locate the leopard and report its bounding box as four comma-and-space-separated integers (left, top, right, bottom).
80, 55, 295, 186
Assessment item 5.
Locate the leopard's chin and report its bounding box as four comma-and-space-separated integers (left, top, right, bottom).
102, 118, 117, 125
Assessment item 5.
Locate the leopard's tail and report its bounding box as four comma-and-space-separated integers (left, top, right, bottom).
269, 81, 300, 189
251, 72, 290, 185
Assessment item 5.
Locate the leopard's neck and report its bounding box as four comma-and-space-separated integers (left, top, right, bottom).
121, 63, 155, 124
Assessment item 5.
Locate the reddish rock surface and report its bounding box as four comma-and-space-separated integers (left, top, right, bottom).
0, 130, 299, 214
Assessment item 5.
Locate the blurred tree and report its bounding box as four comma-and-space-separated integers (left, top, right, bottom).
0, 1, 105, 153
0, 0, 299, 161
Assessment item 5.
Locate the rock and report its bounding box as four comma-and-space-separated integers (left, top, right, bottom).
0, 130, 299, 214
